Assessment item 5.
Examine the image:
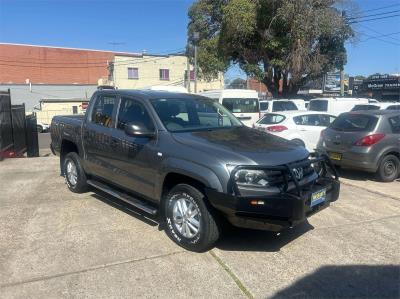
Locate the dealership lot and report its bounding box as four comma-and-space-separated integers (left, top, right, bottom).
0, 156, 399, 299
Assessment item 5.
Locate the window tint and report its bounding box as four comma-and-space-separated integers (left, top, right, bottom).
259, 102, 269, 111
387, 105, 400, 110
319, 115, 336, 126
272, 101, 298, 112
117, 98, 154, 131
330, 114, 378, 132
309, 100, 328, 112
351, 104, 380, 111
91, 95, 117, 127
389, 116, 400, 133
257, 114, 285, 124
222, 98, 259, 113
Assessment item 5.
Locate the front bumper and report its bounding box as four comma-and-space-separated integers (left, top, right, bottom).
205, 155, 340, 231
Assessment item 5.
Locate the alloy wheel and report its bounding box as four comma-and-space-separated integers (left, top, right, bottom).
172, 197, 201, 238
66, 160, 78, 186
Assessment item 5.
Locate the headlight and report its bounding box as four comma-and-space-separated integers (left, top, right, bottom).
233, 169, 270, 186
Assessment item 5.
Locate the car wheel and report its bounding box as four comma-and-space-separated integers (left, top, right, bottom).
376, 154, 400, 182
37, 125, 43, 133
292, 138, 305, 147
63, 152, 88, 193
164, 184, 220, 252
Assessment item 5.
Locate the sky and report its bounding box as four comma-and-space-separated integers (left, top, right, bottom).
0, 0, 399, 80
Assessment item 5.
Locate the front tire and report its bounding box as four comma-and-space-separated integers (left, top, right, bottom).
164, 184, 220, 252
37, 125, 43, 133
63, 152, 88, 193
376, 155, 400, 182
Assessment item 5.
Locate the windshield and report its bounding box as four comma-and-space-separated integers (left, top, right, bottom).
272, 101, 297, 112
222, 98, 259, 113
151, 97, 243, 132
330, 114, 378, 132
309, 100, 328, 111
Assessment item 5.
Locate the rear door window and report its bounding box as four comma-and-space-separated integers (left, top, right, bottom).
222, 98, 259, 113
330, 114, 378, 132
309, 100, 328, 112
272, 101, 297, 112
258, 114, 285, 124
389, 116, 400, 133
294, 114, 325, 126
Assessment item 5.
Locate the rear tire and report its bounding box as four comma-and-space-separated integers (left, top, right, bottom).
37, 125, 43, 133
63, 152, 88, 193
376, 154, 399, 182
163, 184, 220, 252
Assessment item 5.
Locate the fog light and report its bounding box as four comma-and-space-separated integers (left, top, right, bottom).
250, 200, 265, 205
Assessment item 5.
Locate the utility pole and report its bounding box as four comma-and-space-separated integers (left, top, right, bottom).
186, 55, 191, 93
193, 32, 200, 93
340, 10, 346, 97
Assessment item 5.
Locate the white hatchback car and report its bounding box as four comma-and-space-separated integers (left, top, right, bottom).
253, 111, 336, 151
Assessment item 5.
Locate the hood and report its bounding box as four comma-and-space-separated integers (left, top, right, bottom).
171, 126, 309, 166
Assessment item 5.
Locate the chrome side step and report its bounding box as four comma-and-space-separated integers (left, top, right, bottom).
87, 180, 158, 215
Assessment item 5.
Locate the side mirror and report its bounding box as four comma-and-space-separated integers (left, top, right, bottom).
124, 122, 155, 138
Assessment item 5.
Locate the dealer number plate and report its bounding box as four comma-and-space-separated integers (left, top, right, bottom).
311, 188, 326, 207
329, 152, 342, 161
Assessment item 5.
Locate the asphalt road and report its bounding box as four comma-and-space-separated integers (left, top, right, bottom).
0, 156, 399, 298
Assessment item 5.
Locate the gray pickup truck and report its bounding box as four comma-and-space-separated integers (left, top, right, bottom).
51, 89, 340, 251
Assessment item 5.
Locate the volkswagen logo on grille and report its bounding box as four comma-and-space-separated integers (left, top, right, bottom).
292, 167, 304, 180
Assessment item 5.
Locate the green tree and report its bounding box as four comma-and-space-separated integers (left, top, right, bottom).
188, 0, 354, 96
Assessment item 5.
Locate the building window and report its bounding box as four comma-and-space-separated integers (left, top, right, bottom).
159, 69, 170, 81
185, 70, 195, 81
128, 67, 139, 79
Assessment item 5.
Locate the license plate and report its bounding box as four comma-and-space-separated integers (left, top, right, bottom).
311, 188, 326, 207
329, 152, 342, 161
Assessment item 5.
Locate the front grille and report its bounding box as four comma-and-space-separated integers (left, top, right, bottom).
267, 159, 316, 189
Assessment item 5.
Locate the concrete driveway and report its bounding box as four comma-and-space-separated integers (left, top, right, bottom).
0, 156, 399, 298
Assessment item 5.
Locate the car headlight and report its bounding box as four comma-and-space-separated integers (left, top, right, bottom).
233, 169, 270, 187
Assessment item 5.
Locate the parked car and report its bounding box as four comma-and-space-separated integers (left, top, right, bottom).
51, 90, 340, 251
199, 89, 259, 127
37, 121, 50, 133
259, 99, 299, 116
254, 111, 336, 151
318, 110, 400, 182
309, 97, 371, 116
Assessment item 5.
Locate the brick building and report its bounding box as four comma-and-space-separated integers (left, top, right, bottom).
0, 43, 115, 84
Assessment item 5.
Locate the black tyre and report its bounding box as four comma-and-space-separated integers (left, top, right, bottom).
164, 184, 220, 252
292, 138, 305, 147
37, 125, 43, 133
63, 152, 88, 193
376, 154, 400, 182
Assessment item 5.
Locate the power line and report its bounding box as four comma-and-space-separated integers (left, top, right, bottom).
348, 9, 400, 20
359, 31, 400, 46
349, 14, 400, 24
360, 3, 400, 13
360, 31, 400, 42
359, 24, 400, 42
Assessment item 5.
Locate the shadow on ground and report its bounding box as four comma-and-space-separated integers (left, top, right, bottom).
90, 188, 314, 252
337, 169, 375, 181
270, 265, 400, 299
216, 221, 314, 252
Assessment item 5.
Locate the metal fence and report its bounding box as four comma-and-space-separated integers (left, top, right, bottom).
0, 90, 13, 159
0, 89, 39, 159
